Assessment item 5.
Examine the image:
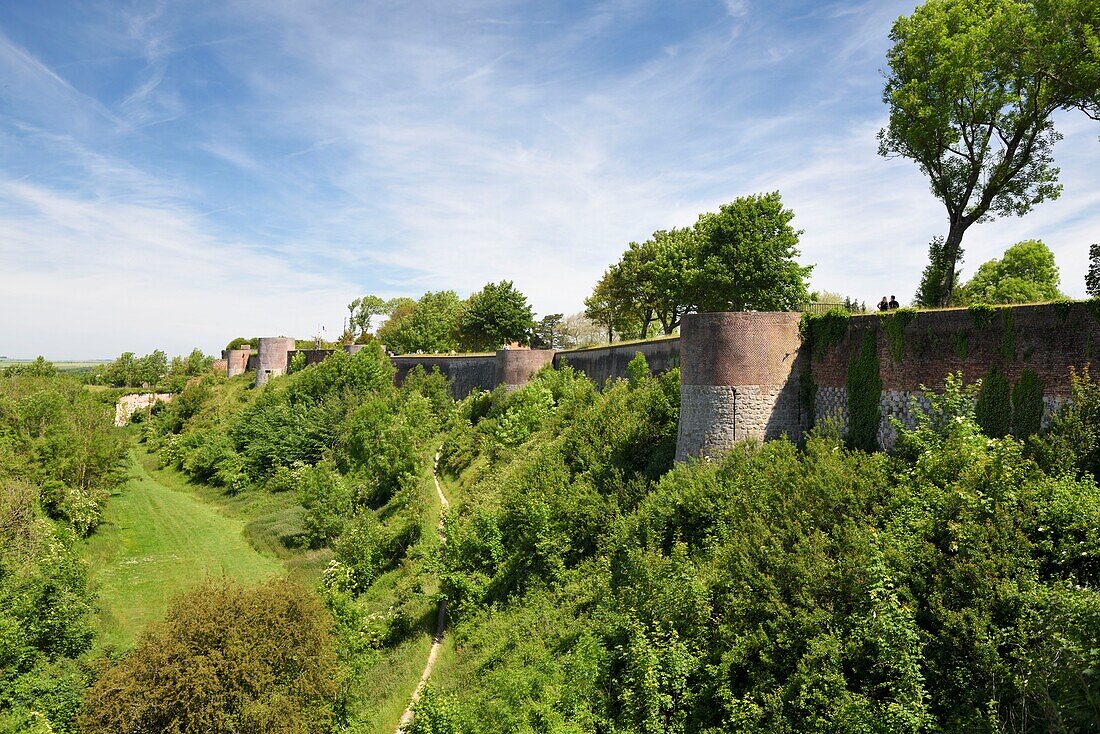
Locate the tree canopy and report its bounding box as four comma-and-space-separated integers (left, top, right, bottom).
586, 192, 812, 342
79, 579, 342, 734
956, 239, 1065, 304
880, 0, 1100, 306
377, 291, 463, 354
457, 280, 535, 351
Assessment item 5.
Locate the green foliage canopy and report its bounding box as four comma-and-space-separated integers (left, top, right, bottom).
880, 0, 1100, 306
456, 280, 535, 351
377, 291, 464, 354
956, 239, 1064, 304
78, 579, 342, 734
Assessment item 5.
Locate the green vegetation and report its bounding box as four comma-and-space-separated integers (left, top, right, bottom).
800, 307, 851, 361
8, 328, 1100, 733
94, 347, 216, 391
845, 330, 882, 451
78, 579, 341, 734
81, 442, 283, 649
975, 364, 1012, 437
880, 0, 1100, 306
879, 307, 917, 361
587, 192, 812, 343
1012, 368, 1045, 439
956, 240, 1065, 305
457, 280, 535, 351
0, 373, 126, 732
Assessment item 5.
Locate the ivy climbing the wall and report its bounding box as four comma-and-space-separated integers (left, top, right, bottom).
953, 332, 968, 360
800, 307, 851, 362
968, 303, 996, 331
798, 365, 817, 432
846, 330, 881, 451
879, 308, 917, 362
1012, 368, 1044, 439
975, 364, 1011, 437
1000, 307, 1016, 362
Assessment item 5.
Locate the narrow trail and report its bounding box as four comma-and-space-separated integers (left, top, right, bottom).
396, 451, 450, 733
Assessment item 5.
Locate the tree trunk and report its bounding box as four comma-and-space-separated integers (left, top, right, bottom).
638, 308, 654, 340
937, 221, 968, 307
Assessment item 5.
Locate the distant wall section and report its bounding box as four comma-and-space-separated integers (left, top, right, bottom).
391, 355, 497, 399
554, 337, 680, 384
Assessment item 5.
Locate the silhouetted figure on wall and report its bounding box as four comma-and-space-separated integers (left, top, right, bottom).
889, 295, 900, 310
878, 296, 889, 311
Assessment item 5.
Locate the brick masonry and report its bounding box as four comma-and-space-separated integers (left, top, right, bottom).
676, 312, 806, 460
808, 303, 1095, 447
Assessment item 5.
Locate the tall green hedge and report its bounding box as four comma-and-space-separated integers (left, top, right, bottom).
975, 365, 1011, 438
1011, 368, 1044, 439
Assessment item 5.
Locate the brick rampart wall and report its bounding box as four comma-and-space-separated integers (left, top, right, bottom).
811, 303, 1099, 396
554, 337, 680, 384
807, 303, 1096, 447
390, 355, 498, 399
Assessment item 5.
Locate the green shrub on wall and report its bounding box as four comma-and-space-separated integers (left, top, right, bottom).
953, 332, 968, 360
1012, 368, 1044, 439
1000, 307, 1016, 361
1052, 298, 1074, 324
800, 308, 851, 362
968, 303, 996, 331
975, 365, 1011, 438
798, 366, 817, 432
846, 331, 881, 451
879, 308, 917, 362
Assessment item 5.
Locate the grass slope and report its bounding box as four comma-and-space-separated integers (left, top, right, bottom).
82, 443, 283, 649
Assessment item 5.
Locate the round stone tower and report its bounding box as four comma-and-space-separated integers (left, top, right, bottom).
255, 337, 296, 387
494, 349, 556, 390
226, 348, 252, 378
675, 312, 805, 461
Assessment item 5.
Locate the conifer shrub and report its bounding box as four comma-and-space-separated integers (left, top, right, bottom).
1011, 368, 1044, 439
975, 364, 1011, 437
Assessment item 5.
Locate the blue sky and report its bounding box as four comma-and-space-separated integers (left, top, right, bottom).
1, 0, 1098, 359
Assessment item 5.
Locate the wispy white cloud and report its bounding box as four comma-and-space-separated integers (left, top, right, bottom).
0, 0, 1098, 359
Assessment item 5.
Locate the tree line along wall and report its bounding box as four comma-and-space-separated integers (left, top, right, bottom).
804, 302, 1099, 448
232, 302, 1091, 459
232, 338, 682, 399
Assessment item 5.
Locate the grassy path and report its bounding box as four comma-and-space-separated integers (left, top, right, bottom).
82, 444, 283, 650
395, 451, 451, 733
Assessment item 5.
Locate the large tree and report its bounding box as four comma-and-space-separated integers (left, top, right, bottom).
880, 0, 1100, 306
690, 192, 812, 312
79, 579, 341, 734
347, 295, 388, 338
584, 272, 643, 344
377, 291, 463, 354
955, 239, 1065, 304
457, 280, 535, 351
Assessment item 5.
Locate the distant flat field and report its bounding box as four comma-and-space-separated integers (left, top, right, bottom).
81, 444, 283, 650
0, 359, 108, 371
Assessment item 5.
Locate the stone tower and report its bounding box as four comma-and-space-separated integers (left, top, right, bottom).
675, 312, 805, 461
255, 337, 296, 387
495, 349, 556, 390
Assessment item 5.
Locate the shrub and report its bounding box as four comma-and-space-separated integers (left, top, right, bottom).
79, 579, 343, 734
975, 364, 1011, 437
1011, 368, 1044, 439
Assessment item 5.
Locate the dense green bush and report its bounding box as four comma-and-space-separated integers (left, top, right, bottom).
976, 363, 1012, 437
78, 579, 343, 734
428, 367, 1100, 733
0, 374, 125, 732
